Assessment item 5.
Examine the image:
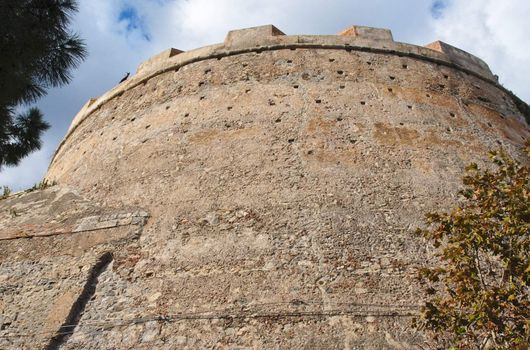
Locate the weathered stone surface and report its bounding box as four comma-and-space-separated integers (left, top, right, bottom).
0, 188, 148, 349
0, 24, 528, 349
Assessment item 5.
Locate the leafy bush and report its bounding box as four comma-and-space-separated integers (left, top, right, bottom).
415, 144, 529, 349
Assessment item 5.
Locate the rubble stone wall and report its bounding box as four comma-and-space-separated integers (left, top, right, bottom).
1, 25, 528, 349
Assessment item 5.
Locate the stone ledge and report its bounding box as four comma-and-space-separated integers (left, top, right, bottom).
0, 186, 149, 240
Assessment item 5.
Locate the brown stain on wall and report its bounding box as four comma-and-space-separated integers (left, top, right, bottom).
373, 123, 420, 146
384, 85, 460, 113
465, 102, 529, 142
189, 127, 259, 144
44, 289, 80, 333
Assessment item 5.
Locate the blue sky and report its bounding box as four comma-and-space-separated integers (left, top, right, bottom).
1, 0, 529, 191
430, 0, 448, 18
118, 4, 151, 41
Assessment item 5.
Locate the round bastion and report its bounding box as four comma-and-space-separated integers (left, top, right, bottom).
4, 25, 530, 349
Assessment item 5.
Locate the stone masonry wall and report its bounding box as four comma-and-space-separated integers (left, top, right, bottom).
1, 25, 529, 349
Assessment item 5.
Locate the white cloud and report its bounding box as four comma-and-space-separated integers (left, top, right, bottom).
431, 0, 530, 101
0, 146, 53, 192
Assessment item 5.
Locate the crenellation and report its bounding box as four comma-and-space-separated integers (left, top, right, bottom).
136, 47, 183, 75
337, 25, 393, 41
224, 24, 285, 49
424, 40, 494, 81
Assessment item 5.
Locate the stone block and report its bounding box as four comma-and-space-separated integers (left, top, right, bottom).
136, 48, 183, 74
425, 41, 495, 80
224, 24, 285, 49
337, 25, 393, 41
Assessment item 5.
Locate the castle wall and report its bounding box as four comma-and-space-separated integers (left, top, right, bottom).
1, 26, 529, 349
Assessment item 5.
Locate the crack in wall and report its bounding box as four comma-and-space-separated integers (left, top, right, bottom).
45, 252, 113, 350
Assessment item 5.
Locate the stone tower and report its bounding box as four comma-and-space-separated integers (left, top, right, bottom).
0, 25, 528, 349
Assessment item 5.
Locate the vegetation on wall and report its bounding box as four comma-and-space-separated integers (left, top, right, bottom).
414, 143, 529, 349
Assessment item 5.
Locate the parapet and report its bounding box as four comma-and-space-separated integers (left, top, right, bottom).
224, 24, 285, 49
337, 25, 393, 41
136, 48, 183, 74
132, 24, 494, 80
425, 41, 495, 82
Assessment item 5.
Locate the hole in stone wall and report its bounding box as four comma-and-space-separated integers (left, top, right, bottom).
366, 62, 372, 65
204, 68, 211, 74
293, 85, 299, 89
290, 48, 296, 51
336, 117, 343, 121
200, 96, 205, 100
399, 122, 404, 125
227, 106, 233, 110
337, 70, 344, 75
184, 113, 189, 117
402, 64, 408, 69
439, 84, 445, 89
329, 58, 335, 62
450, 112, 455, 117
245, 88, 251, 93
307, 150, 314, 155
487, 122, 493, 127
426, 94, 431, 98
315, 99, 322, 104
360, 101, 366, 105
388, 88, 393, 92
275, 118, 281, 123
407, 105, 412, 109
198, 81, 205, 87
339, 85, 345, 89
477, 96, 491, 103
288, 138, 295, 143
145, 125, 151, 129
443, 74, 449, 79
112, 136, 117, 140
165, 105, 170, 110
287, 60, 293, 63
446, 128, 451, 132
389, 76, 395, 80
131, 117, 136, 122
242, 63, 248, 67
